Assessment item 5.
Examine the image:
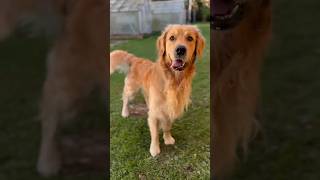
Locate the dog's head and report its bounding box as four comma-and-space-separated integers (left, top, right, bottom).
157, 25, 205, 71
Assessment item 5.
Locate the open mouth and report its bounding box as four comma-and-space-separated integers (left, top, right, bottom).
212, 0, 246, 30
171, 59, 185, 71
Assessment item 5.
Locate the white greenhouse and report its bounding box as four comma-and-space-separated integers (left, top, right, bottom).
110, 0, 186, 38
110, 0, 152, 37
150, 0, 186, 32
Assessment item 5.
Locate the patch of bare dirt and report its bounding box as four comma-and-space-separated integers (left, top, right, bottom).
129, 103, 148, 117
60, 131, 107, 175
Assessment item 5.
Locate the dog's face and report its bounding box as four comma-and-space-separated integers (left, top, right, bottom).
157, 25, 205, 71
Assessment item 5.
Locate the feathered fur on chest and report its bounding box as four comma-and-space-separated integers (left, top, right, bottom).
164, 67, 195, 121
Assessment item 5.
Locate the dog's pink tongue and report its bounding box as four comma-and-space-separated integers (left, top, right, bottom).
171, 59, 183, 69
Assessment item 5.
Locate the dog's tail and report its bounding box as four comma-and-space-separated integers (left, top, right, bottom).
110, 50, 135, 75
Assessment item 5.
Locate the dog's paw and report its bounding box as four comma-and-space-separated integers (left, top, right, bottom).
121, 108, 129, 118
150, 144, 160, 157
164, 136, 175, 145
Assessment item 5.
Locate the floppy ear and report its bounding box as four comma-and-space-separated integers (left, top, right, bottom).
195, 30, 205, 60
157, 27, 168, 57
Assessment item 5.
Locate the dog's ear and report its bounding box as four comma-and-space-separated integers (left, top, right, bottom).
195, 29, 205, 60
157, 26, 169, 57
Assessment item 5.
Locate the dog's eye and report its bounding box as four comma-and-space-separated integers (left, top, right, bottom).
187, 36, 193, 41
169, 36, 175, 41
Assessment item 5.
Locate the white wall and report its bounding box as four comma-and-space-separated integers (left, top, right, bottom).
110, 11, 141, 35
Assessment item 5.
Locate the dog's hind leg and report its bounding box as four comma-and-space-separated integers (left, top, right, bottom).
121, 76, 139, 118
37, 49, 80, 177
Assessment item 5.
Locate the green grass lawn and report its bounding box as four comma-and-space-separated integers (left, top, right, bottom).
0, 36, 106, 179
110, 23, 210, 179
232, 0, 320, 179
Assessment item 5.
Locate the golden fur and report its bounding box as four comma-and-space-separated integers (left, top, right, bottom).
110, 25, 205, 157
212, 0, 272, 177
0, 0, 107, 176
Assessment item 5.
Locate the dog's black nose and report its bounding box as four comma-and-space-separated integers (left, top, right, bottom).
176, 46, 186, 56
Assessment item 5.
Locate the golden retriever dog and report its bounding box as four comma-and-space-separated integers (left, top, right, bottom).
212, 0, 272, 177
0, 0, 107, 177
110, 25, 205, 157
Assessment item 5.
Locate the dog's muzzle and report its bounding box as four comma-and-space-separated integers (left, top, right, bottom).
171, 45, 187, 71
175, 45, 186, 57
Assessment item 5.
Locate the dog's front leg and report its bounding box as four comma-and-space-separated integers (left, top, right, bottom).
148, 116, 160, 157
161, 119, 175, 145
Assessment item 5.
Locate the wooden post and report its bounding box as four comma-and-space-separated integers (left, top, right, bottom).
188, 0, 192, 23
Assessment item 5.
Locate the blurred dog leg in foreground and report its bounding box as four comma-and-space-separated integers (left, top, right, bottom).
0, 0, 107, 176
